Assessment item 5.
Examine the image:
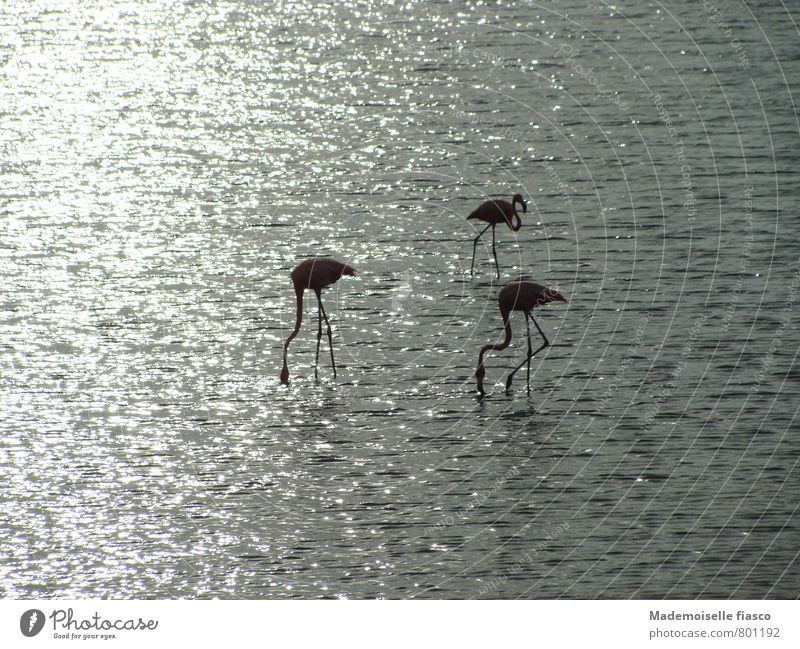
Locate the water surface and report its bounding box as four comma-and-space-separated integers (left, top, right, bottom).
1, 0, 798, 598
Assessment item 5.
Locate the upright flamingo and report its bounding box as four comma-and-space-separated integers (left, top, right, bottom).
475, 281, 567, 395
280, 257, 357, 384
467, 193, 527, 278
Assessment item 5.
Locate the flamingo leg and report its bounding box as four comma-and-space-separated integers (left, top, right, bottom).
530, 315, 550, 354
318, 298, 337, 379
315, 294, 323, 380
526, 313, 533, 392
505, 312, 550, 392
470, 223, 492, 275
491, 224, 500, 279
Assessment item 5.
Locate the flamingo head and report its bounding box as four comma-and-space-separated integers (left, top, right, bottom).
280, 364, 290, 384
512, 193, 527, 213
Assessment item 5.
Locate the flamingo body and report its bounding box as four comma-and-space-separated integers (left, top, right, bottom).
467, 198, 522, 229
475, 281, 567, 395
290, 257, 355, 291
280, 257, 356, 384
497, 281, 565, 312
467, 193, 527, 278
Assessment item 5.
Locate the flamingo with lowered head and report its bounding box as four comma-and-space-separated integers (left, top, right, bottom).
475, 281, 567, 395
280, 257, 357, 384
467, 193, 527, 278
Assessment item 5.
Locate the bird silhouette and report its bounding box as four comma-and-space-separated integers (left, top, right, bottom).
280, 257, 357, 384
467, 193, 527, 278
475, 281, 567, 395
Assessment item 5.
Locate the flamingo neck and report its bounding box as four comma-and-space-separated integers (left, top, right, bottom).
476, 306, 513, 393
280, 285, 305, 383
510, 196, 524, 231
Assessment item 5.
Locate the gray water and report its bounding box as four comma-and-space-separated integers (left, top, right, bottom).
1, 0, 798, 599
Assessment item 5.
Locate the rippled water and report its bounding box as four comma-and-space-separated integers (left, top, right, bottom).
1, 0, 798, 599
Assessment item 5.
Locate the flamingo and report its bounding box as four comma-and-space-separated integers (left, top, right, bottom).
280, 257, 357, 384
467, 193, 527, 278
475, 281, 567, 395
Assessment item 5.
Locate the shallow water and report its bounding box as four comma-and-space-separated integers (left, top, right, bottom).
1, 0, 798, 598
